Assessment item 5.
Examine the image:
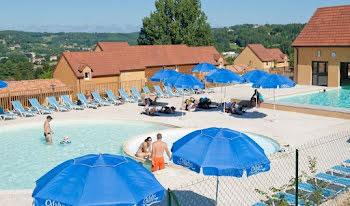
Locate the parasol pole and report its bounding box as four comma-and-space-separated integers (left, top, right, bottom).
215, 176, 219, 205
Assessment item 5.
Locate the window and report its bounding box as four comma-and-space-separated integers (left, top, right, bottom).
312, 61, 328, 86
84, 72, 90, 80
331, 52, 336, 57
266, 62, 268, 66
317, 50, 321, 57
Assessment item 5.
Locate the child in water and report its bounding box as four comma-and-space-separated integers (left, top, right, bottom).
60, 136, 71, 144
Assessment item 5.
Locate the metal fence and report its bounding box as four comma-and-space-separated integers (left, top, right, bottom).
156, 130, 350, 206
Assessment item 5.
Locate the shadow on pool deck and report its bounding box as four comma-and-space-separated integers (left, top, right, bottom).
230, 111, 267, 119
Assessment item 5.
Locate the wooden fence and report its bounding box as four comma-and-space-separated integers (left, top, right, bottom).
0, 79, 144, 110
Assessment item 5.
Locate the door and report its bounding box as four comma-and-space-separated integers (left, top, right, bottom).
340, 62, 350, 86
312, 61, 328, 86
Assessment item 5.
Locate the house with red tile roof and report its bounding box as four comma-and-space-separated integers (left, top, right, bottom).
53, 42, 226, 89
233, 44, 289, 71
292, 5, 350, 87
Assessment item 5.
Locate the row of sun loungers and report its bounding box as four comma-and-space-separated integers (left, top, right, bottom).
0, 88, 145, 120
252, 158, 350, 206
0, 86, 214, 120
143, 85, 208, 98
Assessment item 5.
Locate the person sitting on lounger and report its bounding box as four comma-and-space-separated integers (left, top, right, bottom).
231, 102, 247, 115
136, 137, 152, 159
250, 89, 264, 107
145, 102, 157, 115
198, 97, 212, 109
159, 106, 176, 114
145, 97, 157, 106
188, 100, 196, 112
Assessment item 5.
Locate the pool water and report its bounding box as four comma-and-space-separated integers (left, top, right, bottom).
279, 87, 350, 109
0, 121, 170, 190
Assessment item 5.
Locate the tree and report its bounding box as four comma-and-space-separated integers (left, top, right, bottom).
138, 0, 213, 46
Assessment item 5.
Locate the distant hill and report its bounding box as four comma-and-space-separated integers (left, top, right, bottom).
0, 24, 304, 58
0, 31, 139, 58
212, 24, 305, 55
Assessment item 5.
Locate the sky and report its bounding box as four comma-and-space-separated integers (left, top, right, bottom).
0, 0, 349, 33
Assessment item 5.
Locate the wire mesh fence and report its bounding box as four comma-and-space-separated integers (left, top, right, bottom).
155, 130, 350, 206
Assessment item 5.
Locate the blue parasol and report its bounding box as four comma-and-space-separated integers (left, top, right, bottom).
32, 154, 165, 206
164, 73, 203, 89
150, 69, 179, 82
252, 74, 296, 112
191, 63, 218, 73
171, 127, 270, 204
0, 80, 8, 88
242, 70, 269, 84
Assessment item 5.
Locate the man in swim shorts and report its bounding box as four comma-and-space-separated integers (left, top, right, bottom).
151, 133, 171, 172
44, 116, 54, 143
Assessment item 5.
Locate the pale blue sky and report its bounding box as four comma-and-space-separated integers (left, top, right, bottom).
0, 0, 348, 32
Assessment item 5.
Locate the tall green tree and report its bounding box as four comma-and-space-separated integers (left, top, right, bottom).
138, 0, 213, 46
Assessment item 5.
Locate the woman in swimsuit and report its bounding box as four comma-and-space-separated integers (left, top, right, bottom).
136, 137, 152, 159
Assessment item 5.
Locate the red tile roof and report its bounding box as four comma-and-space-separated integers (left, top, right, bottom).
0, 79, 67, 93
95, 42, 130, 51
58, 43, 225, 78
247, 44, 289, 63
226, 64, 255, 74
292, 5, 350, 46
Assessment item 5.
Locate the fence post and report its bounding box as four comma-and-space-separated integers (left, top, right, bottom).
168, 188, 172, 206
295, 149, 299, 206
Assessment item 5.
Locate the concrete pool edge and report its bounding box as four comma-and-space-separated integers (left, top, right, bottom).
230, 97, 350, 120
123, 127, 283, 165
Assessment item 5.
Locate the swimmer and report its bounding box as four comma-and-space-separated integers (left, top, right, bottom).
60, 136, 71, 144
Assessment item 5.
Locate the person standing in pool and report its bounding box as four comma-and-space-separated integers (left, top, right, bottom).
44, 116, 54, 143
151, 133, 171, 172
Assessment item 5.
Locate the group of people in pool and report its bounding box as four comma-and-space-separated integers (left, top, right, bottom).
43, 116, 71, 144
136, 133, 171, 172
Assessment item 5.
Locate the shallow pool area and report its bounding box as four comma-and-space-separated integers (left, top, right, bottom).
124, 128, 280, 163
278, 87, 350, 109
0, 120, 171, 190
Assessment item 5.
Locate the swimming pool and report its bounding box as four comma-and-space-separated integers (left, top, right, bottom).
0, 120, 171, 190
278, 87, 350, 109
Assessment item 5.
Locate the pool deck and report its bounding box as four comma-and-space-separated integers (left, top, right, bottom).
1, 84, 350, 205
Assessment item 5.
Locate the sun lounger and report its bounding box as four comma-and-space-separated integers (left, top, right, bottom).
251, 203, 267, 206
29, 98, 52, 114
277, 192, 305, 205
131, 88, 142, 101
47, 97, 70, 112
106, 90, 122, 105
92, 92, 112, 106
164, 86, 180, 97
142, 86, 151, 94
204, 87, 215, 93
298, 182, 337, 198
61, 95, 84, 110
343, 159, 350, 167
154, 85, 169, 98
0, 106, 15, 120
332, 165, 350, 175
176, 88, 191, 96
316, 173, 350, 186
118, 89, 137, 103
12, 100, 36, 117
77, 93, 98, 109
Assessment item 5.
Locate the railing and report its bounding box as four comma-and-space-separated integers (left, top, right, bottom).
0, 79, 145, 110
269, 66, 294, 80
